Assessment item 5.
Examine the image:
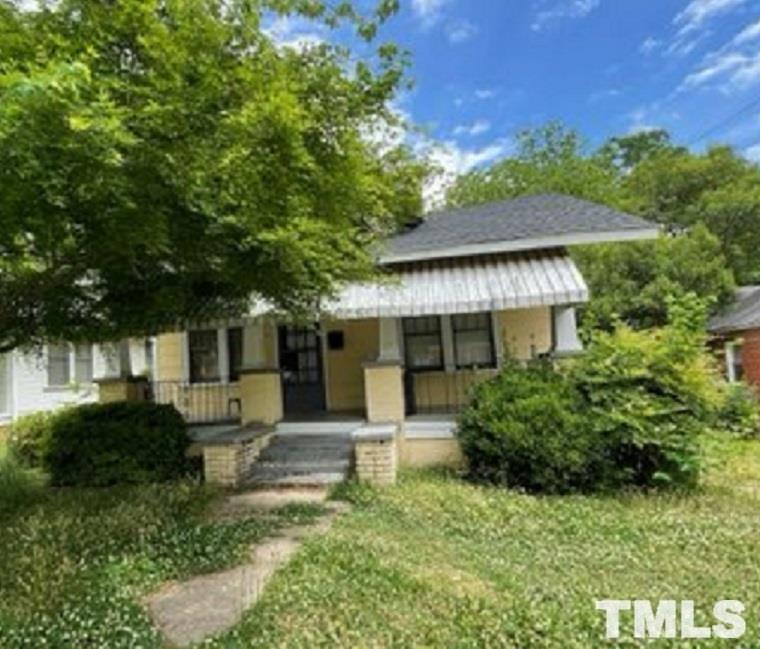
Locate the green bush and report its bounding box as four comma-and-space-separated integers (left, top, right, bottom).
44, 402, 190, 487
457, 361, 601, 493
7, 411, 58, 468
716, 382, 760, 438
458, 295, 718, 492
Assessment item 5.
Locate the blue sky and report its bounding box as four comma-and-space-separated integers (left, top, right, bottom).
272, 0, 760, 195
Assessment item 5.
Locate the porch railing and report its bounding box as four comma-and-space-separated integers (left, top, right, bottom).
405, 368, 498, 415
150, 381, 242, 424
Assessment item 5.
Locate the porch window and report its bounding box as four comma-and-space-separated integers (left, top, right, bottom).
189, 329, 220, 383
74, 344, 94, 383
227, 327, 244, 382
403, 316, 443, 371
452, 313, 495, 369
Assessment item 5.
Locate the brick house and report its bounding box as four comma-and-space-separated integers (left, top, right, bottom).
709, 286, 760, 387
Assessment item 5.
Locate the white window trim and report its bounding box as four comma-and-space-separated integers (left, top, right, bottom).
725, 340, 743, 383
402, 313, 497, 373
0, 352, 13, 417
46, 343, 94, 390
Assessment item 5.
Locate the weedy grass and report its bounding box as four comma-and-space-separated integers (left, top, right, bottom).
0, 473, 323, 648
207, 438, 760, 649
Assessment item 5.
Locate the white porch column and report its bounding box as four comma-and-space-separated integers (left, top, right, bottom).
378, 317, 402, 363
553, 306, 583, 356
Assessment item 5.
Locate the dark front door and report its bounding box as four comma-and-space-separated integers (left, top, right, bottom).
278, 326, 326, 415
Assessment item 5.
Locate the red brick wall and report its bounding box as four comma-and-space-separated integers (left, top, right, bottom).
741, 329, 760, 388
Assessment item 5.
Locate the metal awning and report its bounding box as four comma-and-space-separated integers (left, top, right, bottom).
325, 251, 589, 319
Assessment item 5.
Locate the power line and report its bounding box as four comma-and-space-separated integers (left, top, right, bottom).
686, 92, 760, 147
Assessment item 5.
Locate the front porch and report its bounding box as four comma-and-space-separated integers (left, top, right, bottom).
153, 250, 587, 485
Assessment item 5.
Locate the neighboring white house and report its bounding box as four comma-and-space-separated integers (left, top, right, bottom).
0, 339, 155, 427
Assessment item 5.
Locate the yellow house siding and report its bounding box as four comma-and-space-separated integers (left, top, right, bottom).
324, 319, 379, 412
157, 333, 184, 381
496, 307, 552, 360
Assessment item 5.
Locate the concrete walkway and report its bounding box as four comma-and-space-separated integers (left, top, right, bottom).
145, 491, 348, 647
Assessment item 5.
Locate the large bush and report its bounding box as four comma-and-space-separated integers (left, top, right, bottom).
44, 402, 190, 487
7, 411, 58, 468
458, 295, 720, 492
457, 361, 604, 493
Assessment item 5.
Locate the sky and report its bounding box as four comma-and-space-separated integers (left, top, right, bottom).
269, 1, 760, 197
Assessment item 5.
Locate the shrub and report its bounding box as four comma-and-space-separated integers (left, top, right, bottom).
7, 411, 58, 468
458, 295, 718, 492
458, 360, 601, 493
0, 453, 41, 514
44, 402, 190, 487
716, 382, 760, 438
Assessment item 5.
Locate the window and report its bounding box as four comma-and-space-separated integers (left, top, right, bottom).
188, 330, 219, 383
47, 343, 71, 386
74, 344, 93, 383
47, 343, 93, 386
403, 317, 443, 371
726, 342, 744, 383
452, 313, 495, 369
227, 327, 243, 382
0, 354, 10, 415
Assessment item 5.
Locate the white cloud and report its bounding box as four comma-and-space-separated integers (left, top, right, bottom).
422, 138, 512, 208
640, 37, 661, 54
589, 88, 622, 103
264, 16, 326, 51
531, 0, 600, 32
682, 51, 749, 89
446, 20, 479, 44
731, 18, 760, 46
674, 0, 747, 34
412, 0, 450, 28
744, 143, 760, 161
453, 120, 492, 137
474, 88, 498, 100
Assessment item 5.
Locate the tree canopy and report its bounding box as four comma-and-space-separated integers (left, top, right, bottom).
0, 0, 426, 351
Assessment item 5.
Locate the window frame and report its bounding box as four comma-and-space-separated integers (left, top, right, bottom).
725, 340, 745, 383
186, 327, 245, 384
402, 316, 445, 373
451, 312, 497, 370
46, 343, 94, 388
188, 329, 221, 384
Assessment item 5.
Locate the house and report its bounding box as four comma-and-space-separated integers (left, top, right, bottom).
146, 194, 659, 484
0, 339, 155, 431
708, 285, 760, 387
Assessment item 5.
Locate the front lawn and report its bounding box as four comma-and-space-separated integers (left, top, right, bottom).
0, 466, 322, 648
210, 438, 760, 648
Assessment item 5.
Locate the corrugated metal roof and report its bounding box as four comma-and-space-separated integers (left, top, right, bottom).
324, 250, 588, 319
708, 286, 760, 334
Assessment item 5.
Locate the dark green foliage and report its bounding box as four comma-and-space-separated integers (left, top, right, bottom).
7, 410, 58, 468
457, 361, 599, 493
44, 402, 191, 487
458, 296, 718, 492
716, 382, 760, 438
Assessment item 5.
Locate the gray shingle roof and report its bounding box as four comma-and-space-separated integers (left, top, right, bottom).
381, 193, 659, 263
709, 286, 760, 334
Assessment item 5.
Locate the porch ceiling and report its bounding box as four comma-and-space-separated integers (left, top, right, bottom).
327, 250, 589, 319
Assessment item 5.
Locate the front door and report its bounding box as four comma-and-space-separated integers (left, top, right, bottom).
278, 326, 326, 415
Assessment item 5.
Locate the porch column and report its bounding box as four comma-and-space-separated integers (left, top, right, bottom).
364, 317, 405, 423
553, 306, 583, 356
240, 320, 282, 425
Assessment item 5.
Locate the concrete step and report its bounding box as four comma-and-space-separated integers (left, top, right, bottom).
248, 432, 354, 487
275, 422, 361, 435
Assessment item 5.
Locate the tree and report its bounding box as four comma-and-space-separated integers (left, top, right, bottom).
446, 122, 622, 209
0, 0, 425, 352
573, 224, 735, 330
623, 146, 760, 283
596, 128, 683, 172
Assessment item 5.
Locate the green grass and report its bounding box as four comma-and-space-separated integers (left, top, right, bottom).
2, 439, 759, 648
0, 459, 323, 648
207, 438, 760, 649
